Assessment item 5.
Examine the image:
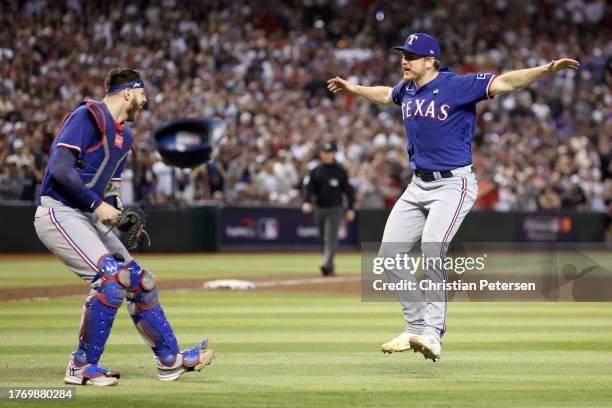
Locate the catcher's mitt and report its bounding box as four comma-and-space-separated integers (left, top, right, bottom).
115, 206, 151, 249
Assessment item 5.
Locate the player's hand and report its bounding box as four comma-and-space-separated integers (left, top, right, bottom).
95, 202, 121, 225
302, 203, 313, 214
545, 58, 580, 74
345, 209, 355, 222
327, 76, 355, 94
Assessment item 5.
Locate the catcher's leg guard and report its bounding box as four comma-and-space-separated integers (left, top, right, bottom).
74, 255, 125, 366
125, 261, 180, 365
126, 261, 214, 380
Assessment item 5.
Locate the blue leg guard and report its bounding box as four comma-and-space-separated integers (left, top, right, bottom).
75, 255, 125, 365
125, 261, 180, 366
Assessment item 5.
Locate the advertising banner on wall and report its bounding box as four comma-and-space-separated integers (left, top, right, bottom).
515, 214, 579, 241
219, 206, 357, 249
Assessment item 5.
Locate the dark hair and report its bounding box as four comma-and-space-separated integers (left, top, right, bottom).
434, 60, 440, 70
104, 68, 142, 91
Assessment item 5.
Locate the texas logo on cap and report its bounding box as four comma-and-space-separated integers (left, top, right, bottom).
393, 32, 441, 60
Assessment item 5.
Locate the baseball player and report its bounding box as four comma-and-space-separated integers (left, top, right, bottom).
328, 33, 578, 361
34, 68, 214, 386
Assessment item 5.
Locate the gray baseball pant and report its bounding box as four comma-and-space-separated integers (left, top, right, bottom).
34, 196, 131, 282
378, 166, 477, 341
314, 206, 343, 270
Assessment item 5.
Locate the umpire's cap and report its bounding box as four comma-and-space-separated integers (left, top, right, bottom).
394, 33, 440, 60
321, 141, 337, 152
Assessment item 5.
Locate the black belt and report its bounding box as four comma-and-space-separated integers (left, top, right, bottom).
414, 166, 472, 182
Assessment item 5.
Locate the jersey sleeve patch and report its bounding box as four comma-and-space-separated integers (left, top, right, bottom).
452, 73, 496, 105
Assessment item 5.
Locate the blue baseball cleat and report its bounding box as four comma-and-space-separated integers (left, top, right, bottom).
154, 339, 215, 381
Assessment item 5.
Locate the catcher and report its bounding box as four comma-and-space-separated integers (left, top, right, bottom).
34, 68, 214, 386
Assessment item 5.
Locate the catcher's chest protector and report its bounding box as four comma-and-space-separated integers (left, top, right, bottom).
80, 100, 134, 197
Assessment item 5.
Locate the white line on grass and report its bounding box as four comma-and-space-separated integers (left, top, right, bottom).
254, 276, 361, 288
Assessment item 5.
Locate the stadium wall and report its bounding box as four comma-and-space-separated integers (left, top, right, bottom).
0, 205, 607, 253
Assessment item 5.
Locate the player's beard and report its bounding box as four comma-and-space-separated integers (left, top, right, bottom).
403, 62, 425, 82
126, 98, 140, 122
403, 68, 419, 81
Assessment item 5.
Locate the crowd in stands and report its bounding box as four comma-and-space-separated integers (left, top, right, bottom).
0, 0, 609, 213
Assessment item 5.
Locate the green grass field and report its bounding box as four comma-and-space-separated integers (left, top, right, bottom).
1, 253, 612, 407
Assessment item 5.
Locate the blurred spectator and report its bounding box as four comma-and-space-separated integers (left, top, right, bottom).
495, 185, 519, 212
150, 154, 176, 203
120, 157, 135, 205
135, 150, 158, 203
0, 133, 8, 169
538, 187, 562, 210
0, 0, 608, 211
354, 169, 385, 208
0, 156, 23, 200
7, 138, 34, 167
190, 161, 225, 202
255, 160, 285, 202
19, 160, 38, 201
475, 178, 499, 210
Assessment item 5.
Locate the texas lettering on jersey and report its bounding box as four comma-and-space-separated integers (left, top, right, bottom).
401, 99, 450, 121
391, 70, 495, 170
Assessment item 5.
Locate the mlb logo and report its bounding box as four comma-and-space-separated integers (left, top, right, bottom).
114, 134, 124, 149
257, 218, 279, 240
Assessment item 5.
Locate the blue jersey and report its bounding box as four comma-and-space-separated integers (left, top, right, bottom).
40, 100, 133, 211
391, 70, 495, 171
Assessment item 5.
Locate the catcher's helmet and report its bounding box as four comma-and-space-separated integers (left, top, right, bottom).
153, 118, 225, 168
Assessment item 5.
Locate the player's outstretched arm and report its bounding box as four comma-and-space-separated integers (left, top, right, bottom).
489, 58, 579, 96
327, 76, 395, 106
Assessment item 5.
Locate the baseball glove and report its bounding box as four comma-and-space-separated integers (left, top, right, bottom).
115, 206, 150, 249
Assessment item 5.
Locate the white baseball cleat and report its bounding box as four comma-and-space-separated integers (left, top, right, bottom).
155, 339, 215, 381
380, 332, 417, 353
409, 335, 442, 362
63, 352, 120, 386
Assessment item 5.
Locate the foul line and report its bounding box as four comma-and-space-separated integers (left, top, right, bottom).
254, 276, 361, 288
1, 275, 363, 302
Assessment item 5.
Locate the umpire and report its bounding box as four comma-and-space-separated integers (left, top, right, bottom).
302, 142, 355, 277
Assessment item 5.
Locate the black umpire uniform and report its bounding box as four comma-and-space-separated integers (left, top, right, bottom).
303, 142, 355, 276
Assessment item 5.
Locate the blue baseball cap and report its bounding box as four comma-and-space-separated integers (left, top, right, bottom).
394, 33, 440, 60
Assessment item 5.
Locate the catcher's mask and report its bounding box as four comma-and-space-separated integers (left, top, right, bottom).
153, 118, 225, 168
